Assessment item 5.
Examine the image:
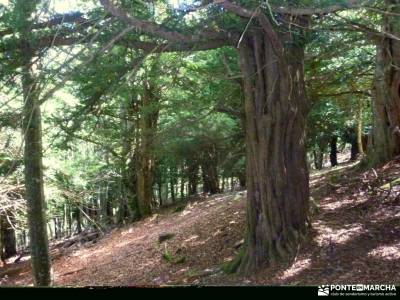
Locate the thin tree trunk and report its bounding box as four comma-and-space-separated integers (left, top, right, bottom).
75, 207, 82, 234
357, 98, 365, 155
187, 163, 198, 196
0, 218, 3, 262
21, 47, 51, 286
136, 81, 159, 217
330, 136, 338, 167
313, 149, 324, 170
238, 174, 246, 189
180, 166, 185, 200
0, 215, 17, 259
170, 179, 175, 203
350, 133, 359, 161
201, 146, 219, 194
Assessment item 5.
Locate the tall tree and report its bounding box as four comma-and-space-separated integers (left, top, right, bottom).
17, 0, 52, 285
99, 0, 373, 274
136, 78, 160, 217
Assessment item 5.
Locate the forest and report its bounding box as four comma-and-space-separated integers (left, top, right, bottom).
0, 0, 399, 289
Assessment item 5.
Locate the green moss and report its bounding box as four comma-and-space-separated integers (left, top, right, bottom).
222, 248, 244, 274
162, 247, 186, 264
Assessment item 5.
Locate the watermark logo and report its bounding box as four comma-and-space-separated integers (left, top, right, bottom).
318, 285, 330, 296
317, 284, 397, 296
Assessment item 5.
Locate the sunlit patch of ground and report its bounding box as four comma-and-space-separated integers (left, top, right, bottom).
368, 243, 400, 261
277, 257, 312, 281
313, 222, 366, 246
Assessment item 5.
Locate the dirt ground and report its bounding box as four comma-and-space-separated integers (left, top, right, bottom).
1, 158, 399, 286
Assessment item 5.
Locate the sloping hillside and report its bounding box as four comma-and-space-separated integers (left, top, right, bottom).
1, 159, 400, 286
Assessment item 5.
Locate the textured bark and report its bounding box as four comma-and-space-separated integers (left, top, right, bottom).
235, 26, 309, 274
119, 100, 136, 223
369, 0, 400, 164
136, 82, 159, 217
22, 47, 51, 285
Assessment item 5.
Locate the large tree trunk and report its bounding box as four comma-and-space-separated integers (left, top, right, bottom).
234, 27, 309, 274
21, 48, 51, 285
369, 0, 400, 164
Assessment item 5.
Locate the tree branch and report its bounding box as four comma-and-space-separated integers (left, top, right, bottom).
215, 1, 285, 62
272, 0, 371, 16
99, 0, 231, 46
0, 12, 98, 38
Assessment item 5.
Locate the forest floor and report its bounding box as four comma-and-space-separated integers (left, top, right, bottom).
1, 158, 400, 286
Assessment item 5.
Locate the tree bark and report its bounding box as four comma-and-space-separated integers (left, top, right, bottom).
369, 0, 400, 164
350, 136, 359, 161
74, 207, 82, 234
234, 27, 309, 274
330, 136, 338, 167
180, 165, 185, 200
357, 98, 365, 155
187, 162, 198, 196
313, 149, 324, 170
238, 174, 246, 189
21, 47, 51, 285
201, 146, 220, 194
0, 215, 16, 259
136, 81, 159, 217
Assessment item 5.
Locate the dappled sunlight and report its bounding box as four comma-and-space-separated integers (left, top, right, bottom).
310, 161, 359, 186
313, 222, 366, 246
184, 235, 199, 242
319, 195, 369, 212
368, 206, 400, 222
277, 257, 312, 281
368, 243, 400, 261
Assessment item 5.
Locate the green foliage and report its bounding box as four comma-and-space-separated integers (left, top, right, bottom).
0, 0, 388, 249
